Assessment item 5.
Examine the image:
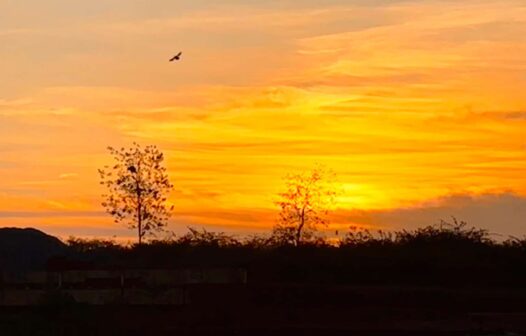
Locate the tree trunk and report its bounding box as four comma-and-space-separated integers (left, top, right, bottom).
137, 193, 142, 245
137, 202, 142, 244
296, 207, 305, 246
136, 163, 142, 245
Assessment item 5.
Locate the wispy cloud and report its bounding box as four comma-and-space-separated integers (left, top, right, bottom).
337, 192, 526, 238
1, 0, 526, 237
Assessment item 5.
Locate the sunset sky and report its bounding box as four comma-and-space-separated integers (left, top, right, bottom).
1, 0, 526, 241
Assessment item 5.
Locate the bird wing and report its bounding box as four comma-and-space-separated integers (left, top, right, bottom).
169, 52, 182, 61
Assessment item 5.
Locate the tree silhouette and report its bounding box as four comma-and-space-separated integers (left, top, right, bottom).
98, 143, 174, 244
273, 167, 337, 246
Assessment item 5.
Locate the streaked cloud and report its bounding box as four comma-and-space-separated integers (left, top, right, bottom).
338, 193, 526, 239
0, 0, 525, 238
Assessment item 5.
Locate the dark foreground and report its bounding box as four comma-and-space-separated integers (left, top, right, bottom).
1, 284, 526, 336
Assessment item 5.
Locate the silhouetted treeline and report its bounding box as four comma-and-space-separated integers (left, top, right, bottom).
44, 220, 526, 287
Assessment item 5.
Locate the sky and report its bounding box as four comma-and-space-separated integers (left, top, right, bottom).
1, 0, 526, 241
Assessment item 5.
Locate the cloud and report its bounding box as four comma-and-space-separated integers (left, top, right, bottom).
502, 111, 526, 120
1, 0, 526, 239
0, 211, 105, 218
337, 193, 526, 238
58, 173, 79, 179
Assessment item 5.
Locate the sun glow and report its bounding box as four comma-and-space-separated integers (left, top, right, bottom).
1, 1, 526, 238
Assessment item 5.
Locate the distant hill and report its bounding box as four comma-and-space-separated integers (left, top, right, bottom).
0, 228, 67, 271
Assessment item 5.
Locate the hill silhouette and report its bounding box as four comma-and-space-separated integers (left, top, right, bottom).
0, 227, 67, 271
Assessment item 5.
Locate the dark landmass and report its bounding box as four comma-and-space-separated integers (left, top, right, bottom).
2, 224, 526, 335
0, 228, 66, 271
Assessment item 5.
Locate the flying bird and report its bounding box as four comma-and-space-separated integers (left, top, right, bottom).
169, 52, 182, 62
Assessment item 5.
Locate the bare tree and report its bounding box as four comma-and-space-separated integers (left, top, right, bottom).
273, 167, 337, 246
98, 143, 174, 244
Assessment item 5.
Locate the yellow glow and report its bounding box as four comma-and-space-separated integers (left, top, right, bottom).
1, 1, 526, 238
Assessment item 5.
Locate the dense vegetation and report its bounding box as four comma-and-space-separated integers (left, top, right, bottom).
41, 219, 526, 287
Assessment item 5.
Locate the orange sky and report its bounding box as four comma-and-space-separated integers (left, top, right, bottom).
1, 0, 526, 241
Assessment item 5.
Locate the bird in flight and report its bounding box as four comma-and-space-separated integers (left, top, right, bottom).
169, 52, 182, 62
